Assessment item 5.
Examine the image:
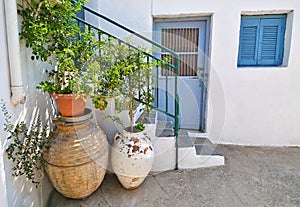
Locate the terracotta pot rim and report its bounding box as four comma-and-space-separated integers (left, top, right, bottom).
52, 93, 85, 99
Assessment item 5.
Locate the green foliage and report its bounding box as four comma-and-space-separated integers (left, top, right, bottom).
1, 100, 51, 187
135, 123, 145, 131
18, 0, 98, 95
117, 50, 161, 127
19, 0, 86, 63
82, 39, 160, 115
83, 39, 133, 97
18, 0, 167, 127
82, 38, 167, 129
92, 96, 108, 111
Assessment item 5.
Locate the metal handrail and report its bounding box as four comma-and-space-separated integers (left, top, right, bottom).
80, 4, 178, 57
75, 4, 180, 169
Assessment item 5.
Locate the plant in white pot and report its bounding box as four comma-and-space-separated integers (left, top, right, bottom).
110, 49, 163, 189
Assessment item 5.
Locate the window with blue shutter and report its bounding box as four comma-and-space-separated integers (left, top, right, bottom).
238, 15, 286, 67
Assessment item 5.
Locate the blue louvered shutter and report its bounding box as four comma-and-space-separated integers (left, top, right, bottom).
257, 18, 285, 66
238, 15, 286, 67
238, 18, 260, 66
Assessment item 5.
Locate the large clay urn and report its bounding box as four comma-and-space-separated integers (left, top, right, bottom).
111, 127, 154, 190
43, 109, 108, 199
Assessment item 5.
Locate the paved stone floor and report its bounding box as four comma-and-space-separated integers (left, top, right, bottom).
47, 145, 300, 207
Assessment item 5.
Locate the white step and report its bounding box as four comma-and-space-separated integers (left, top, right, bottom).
187, 132, 208, 138
178, 147, 224, 169
177, 130, 225, 169
152, 127, 225, 171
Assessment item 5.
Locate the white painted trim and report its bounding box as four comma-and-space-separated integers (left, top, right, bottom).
241, 9, 293, 16
283, 11, 293, 66
153, 13, 213, 19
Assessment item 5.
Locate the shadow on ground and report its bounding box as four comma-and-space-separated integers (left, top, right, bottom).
47, 145, 300, 207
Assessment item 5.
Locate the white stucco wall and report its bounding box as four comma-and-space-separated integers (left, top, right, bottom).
0, 1, 53, 206
87, 0, 152, 46
0, 0, 298, 205
90, 0, 300, 146
155, 0, 300, 146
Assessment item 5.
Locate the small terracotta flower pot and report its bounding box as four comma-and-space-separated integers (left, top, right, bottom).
52, 93, 86, 117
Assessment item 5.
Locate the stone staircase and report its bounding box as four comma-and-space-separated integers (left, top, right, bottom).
177, 130, 224, 169
140, 111, 225, 172
94, 104, 224, 172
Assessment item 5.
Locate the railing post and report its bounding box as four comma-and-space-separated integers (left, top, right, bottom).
174, 54, 179, 170
165, 64, 169, 113
155, 62, 159, 108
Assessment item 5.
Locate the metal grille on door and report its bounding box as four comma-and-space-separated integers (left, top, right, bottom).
161, 28, 199, 76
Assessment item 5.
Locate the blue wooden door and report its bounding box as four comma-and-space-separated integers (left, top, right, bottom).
154, 18, 209, 130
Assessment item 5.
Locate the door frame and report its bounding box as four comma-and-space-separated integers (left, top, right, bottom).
153, 16, 211, 131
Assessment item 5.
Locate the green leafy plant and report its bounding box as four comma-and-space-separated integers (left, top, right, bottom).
135, 123, 145, 131
82, 39, 142, 111
82, 37, 169, 130
92, 96, 108, 111
19, 0, 161, 116
1, 100, 52, 186
119, 51, 161, 132
18, 0, 99, 96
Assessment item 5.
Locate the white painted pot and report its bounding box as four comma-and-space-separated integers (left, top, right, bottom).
111, 128, 154, 190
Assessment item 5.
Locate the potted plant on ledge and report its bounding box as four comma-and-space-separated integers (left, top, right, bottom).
17, 0, 110, 199
19, 0, 98, 116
